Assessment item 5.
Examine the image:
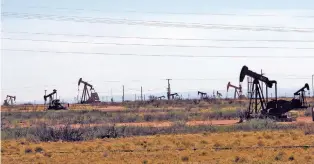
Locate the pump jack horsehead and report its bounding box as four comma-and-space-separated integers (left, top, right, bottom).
78, 78, 100, 104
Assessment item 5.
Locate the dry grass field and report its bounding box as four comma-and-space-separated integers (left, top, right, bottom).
1, 98, 314, 163
2, 130, 314, 164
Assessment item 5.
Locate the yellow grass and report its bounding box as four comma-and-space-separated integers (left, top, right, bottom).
2, 130, 314, 164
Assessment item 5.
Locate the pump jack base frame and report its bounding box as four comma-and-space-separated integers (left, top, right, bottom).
47, 106, 67, 110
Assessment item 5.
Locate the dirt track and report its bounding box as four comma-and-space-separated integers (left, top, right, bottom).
5, 117, 313, 129
56, 117, 314, 128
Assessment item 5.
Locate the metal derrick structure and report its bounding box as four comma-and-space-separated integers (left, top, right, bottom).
78, 78, 100, 104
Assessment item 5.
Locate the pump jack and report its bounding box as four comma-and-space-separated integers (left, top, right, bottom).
198, 91, 208, 100
291, 83, 310, 109
216, 91, 222, 98
3, 95, 16, 106
44, 89, 66, 110
239, 65, 299, 122
158, 96, 165, 100
170, 93, 179, 100
227, 82, 245, 99
78, 78, 100, 104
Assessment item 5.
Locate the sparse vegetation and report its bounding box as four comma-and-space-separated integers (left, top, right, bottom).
1, 107, 244, 128
2, 100, 314, 163
181, 156, 189, 162
35, 147, 44, 153
2, 119, 313, 142
24, 147, 32, 153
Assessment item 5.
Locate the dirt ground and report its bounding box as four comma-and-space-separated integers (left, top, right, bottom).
6, 117, 313, 130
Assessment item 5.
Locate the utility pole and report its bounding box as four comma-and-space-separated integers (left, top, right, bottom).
141, 86, 143, 101
135, 94, 136, 101
122, 85, 125, 102
261, 70, 264, 93
166, 79, 172, 100
44, 90, 47, 105
111, 89, 113, 99
312, 75, 314, 97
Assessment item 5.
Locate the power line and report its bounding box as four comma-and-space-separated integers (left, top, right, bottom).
3, 31, 314, 43
0, 79, 235, 91
2, 77, 311, 91
2, 49, 314, 58
2, 12, 314, 33
4, 5, 314, 18
2, 37, 314, 50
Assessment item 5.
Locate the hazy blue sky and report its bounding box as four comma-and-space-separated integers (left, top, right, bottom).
1, 0, 314, 103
